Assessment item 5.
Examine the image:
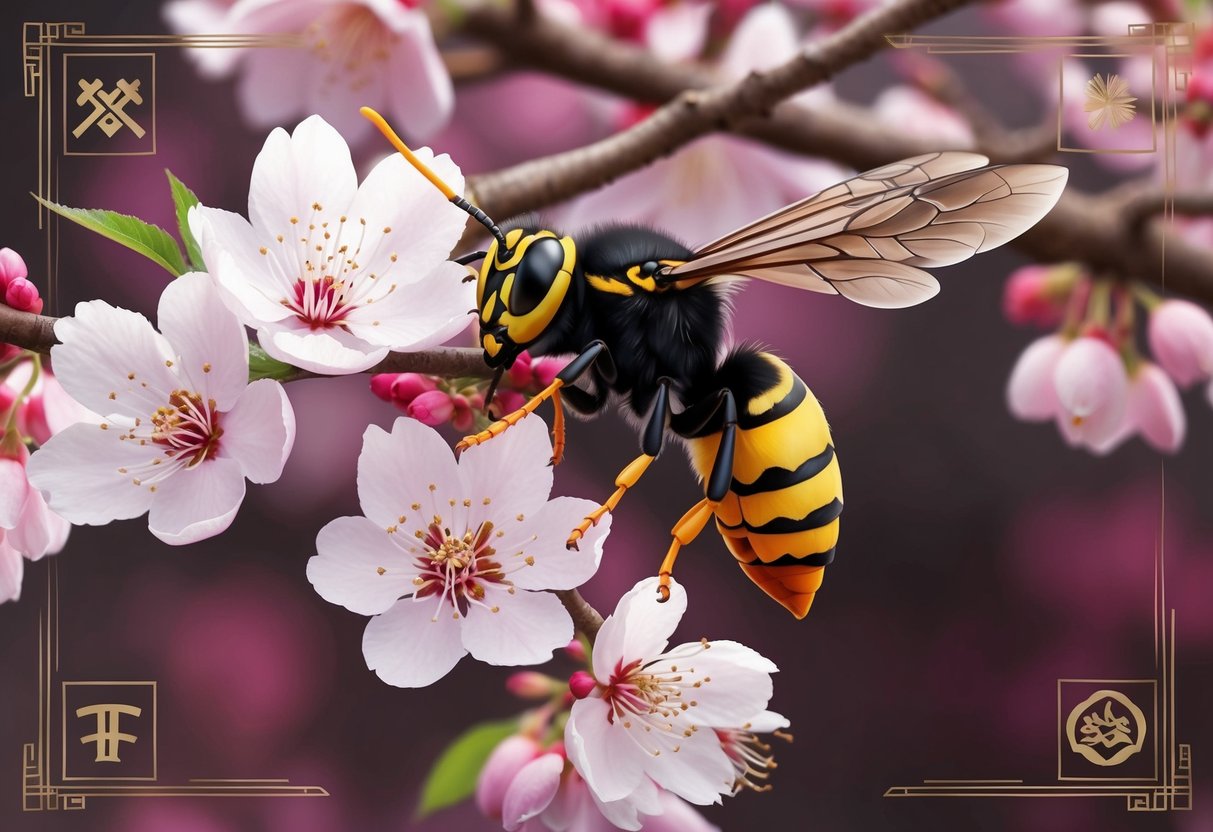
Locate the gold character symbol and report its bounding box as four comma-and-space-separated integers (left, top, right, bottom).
76, 703, 141, 763
73, 78, 145, 139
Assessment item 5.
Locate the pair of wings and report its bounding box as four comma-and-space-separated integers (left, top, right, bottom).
663, 152, 1068, 308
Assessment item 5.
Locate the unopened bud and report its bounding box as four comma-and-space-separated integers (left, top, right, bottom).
506, 671, 561, 700
568, 670, 597, 700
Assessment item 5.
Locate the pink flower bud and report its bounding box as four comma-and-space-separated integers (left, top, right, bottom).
568, 670, 597, 700
5, 278, 41, 313
475, 735, 541, 820
492, 390, 526, 419
0, 248, 28, 290
1006, 335, 1066, 421
369, 373, 397, 401
501, 753, 564, 832
531, 357, 565, 389
390, 373, 437, 407
1148, 299, 1213, 387
451, 394, 475, 432
19, 393, 50, 446
1002, 265, 1073, 327
1129, 363, 1185, 453
508, 351, 534, 389
1054, 336, 1129, 452
564, 638, 586, 662
406, 390, 455, 426
506, 671, 560, 700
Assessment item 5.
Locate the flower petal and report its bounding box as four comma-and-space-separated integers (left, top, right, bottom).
248, 115, 358, 238
0, 458, 30, 529
592, 577, 687, 681
219, 379, 295, 483
566, 696, 648, 803
343, 261, 474, 351
386, 15, 455, 141
362, 598, 466, 687
461, 588, 572, 666
190, 206, 295, 326
0, 539, 22, 603
26, 423, 156, 526
1007, 334, 1066, 421
502, 753, 564, 832
656, 640, 777, 727
477, 735, 542, 819
308, 515, 418, 615
9, 488, 70, 560
234, 47, 312, 126
357, 417, 465, 531
643, 723, 733, 806
157, 272, 250, 410
260, 324, 388, 375
147, 456, 246, 545
509, 497, 607, 591
51, 300, 178, 419
461, 416, 555, 529
640, 791, 721, 832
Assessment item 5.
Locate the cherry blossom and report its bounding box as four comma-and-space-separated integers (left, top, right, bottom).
0, 438, 71, 604
1147, 299, 1213, 387
565, 577, 779, 810
1053, 335, 1129, 453
306, 416, 610, 688
190, 115, 473, 375
167, 0, 453, 143
27, 273, 296, 545
1006, 334, 1067, 422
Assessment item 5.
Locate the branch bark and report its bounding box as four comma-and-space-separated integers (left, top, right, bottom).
555, 589, 604, 642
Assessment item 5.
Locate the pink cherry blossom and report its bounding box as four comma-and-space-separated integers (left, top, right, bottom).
191, 115, 474, 375
1002, 264, 1080, 328
1006, 334, 1067, 421
1147, 299, 1213, 387
565, 577, 779, 810
478, 734, 543, 820
3, 361, 97, 447
27, 273, 296, 545
1052, 335, 1129, 452
407, 389, 455, 426
306, 417, 610, 688
168, 0, 453, 143
1126, 362, 1185, 453
0, 247, 28, 290
0, 433, 70, 604
5, 277, 43, 314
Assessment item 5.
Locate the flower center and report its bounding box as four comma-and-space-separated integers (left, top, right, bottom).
413, 521, 506, 619
602, 658, 688, 723
150, 390, 222, 467
287, 275, 354, 330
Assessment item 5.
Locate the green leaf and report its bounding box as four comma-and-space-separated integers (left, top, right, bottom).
34, 195, 187, 277
416, 717, 518, 819
166, 169, 206, 271
248, 343, 296, 381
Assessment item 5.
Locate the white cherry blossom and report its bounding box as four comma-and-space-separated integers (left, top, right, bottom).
307, 416, 610, 688
565, 577, 780, 810
190, 115, 473, 375
27, 273, 296, 545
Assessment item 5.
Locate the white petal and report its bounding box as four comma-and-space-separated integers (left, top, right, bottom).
745, 710, 790, 734
51, 300, 178, 419
644, 3, 711, 63
501, 753, 564, 832
147, 457, 246, 545
261, 324, 387, 375
219, 379, 295, 483
509, 497, 607, 591
0, 458, 30, 529
386, 16, 454, 140
26, 423, 156, 525
461, 417, 554, 529
658, 640, 777, 727
461, 588, 572, 666
641, 791, 721, 832
592, 577, 687, 681
357, 417, 464, 530
343, 261, 474, 351
248, 115, 358, 238
190, 206, 295, 325
362, 598, 466, 687
565, 697, 648, 803
157, 272, 250, 410
308, 515, 418, 615
721, 4, 799, 78
9, 487, 70, 560
643, 723, 733, 806
1007, 334, 1065, 421
41, 372, 100, 435
0, 540, 22, 603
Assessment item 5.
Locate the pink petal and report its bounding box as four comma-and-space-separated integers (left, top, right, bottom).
651, 639, 776, 727
26, 423, 156, 526
0, 539, 23, 603
721, 3, 799, 78
189, 206, 295, 326
640, 792, 720, 832
386, 16, 455, 141
260, 324, 388, 375
8, 487, 70, 560
565, 696, 648, 803
461, 588, 573, 666
502, 753, 564, 832
220, 379, 295, 483
1006, 334, 1066, 421
477, 735, 542, 819
592, 577, 687, 682
1053, 337, 1128, 448
460, 416, 555, 530
641, 723, 733, 805
0, 458, 30, 529
157, 273, 250, 410
343, 262, 474, 352
1129, 363, 1185, 453
147, 456, 246, 545
356, 417, 465, 531
362, 597, 467, 687
509, 497, 607, 591
308, 515, 418, 615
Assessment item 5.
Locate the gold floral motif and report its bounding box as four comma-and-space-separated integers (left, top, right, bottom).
1084, 73, 1137, 131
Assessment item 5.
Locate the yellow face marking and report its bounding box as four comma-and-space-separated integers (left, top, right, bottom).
482, 333, 502, 357
586, 274, 635, 296
497, 236, 575, 345
500, 272, 516, 308
625, 265, 659, 293
481, 292, 498, 323
746, 358, 795, 416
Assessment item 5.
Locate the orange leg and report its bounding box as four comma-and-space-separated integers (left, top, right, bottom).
549, 388, 566, 467
566, 453, 655, 549
456, 379, 563, 454
657, 498, 717, 602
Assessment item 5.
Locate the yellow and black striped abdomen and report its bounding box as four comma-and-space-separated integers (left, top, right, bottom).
687, 353, 841, 619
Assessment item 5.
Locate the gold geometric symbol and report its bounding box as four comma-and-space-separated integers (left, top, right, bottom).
1064, 690, 1146, 767
72, 78, 145, 139
74, 703, 141, 763
1084, 73, 1137, 131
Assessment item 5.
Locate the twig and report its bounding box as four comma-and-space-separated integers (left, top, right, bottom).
554, 589, 604, 642
1124, 190, 1213, 233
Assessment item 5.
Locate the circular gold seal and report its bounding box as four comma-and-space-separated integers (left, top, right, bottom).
1065, 689, 1146, 767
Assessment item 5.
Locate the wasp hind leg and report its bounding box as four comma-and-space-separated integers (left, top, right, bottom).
657, 389, 737, 602
567, 379, 669, 549
456, 341, 615, 461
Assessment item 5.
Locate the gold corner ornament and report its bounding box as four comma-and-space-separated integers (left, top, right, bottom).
1065, 691, 1147, 767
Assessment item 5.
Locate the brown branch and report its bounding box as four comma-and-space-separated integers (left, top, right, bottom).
554, 589, 603, 642
466, 0, 979, 218
1124, 190, 1213, 233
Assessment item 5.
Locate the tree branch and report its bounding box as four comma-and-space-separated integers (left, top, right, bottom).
554, 589, 604, 642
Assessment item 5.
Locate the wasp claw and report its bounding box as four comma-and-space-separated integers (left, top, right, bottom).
565, 536, 581, 551
656, 584, 671, 603
462, 275, 476, 283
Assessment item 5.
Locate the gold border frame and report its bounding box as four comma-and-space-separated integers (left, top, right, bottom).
61, 52, 158, 157
883, 22, 1194, 814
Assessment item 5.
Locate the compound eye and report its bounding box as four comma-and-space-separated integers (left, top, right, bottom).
510, 237, 566, 315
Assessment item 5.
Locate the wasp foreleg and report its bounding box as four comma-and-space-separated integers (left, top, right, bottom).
566, 379, 670, 550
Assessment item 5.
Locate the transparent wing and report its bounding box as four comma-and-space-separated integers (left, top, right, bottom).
665, 153, 1068, 309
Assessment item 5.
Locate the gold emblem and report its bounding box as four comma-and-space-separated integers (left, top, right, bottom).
1084, 73, 1137, 131
75, 703, 141, 763
1064, 690, 1147, 767
72, 77, 145, 139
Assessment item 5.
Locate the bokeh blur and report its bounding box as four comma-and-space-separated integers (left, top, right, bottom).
2, 1, 1212, 830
